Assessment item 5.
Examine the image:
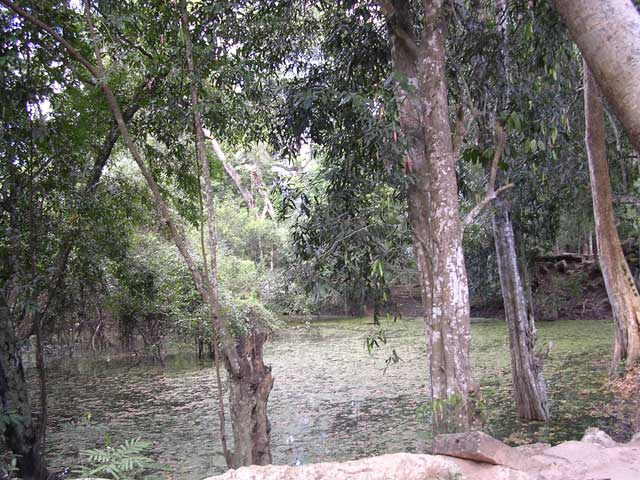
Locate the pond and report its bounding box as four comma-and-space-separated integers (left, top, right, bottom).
34, 317, 627, 479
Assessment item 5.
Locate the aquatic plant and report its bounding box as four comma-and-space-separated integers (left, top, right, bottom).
75, 437, 163, 480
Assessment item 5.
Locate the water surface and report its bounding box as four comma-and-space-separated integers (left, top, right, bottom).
37, 318, 622, 479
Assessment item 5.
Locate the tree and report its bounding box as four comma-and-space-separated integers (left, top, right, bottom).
0, 3, 159, 475
552, 0, 640, 154
0, 0, 276, 469
272, 0, 478, 432
583, 60, 640, 370
488, 0, 550, 420
380, 0, 476, 433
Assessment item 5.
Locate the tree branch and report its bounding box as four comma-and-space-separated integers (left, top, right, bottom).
0, 0, 99, 77
614, 194, 640, 208
203, 129, 258, 213
463, 183, 514, 227
378, 0, 420, 59
463, 122, 510, 228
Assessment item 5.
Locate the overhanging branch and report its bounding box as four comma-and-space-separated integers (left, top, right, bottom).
463, 122, 510, 228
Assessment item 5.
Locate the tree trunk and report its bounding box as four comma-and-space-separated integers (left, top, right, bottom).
583, 60, 640, 370
0, 297, 47, 480
489, 0, 549, 421
552, 0, 640, 154
384, 0, 476, 433
180, 5, 272, 466
227, 331, 274, 466
492, 199, 550, 420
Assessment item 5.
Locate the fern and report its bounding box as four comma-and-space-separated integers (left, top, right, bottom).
76, 437, 163, 480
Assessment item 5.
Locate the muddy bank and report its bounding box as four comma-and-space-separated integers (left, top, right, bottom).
388, 249, 638, 321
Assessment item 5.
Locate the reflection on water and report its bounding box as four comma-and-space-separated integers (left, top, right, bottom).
33, 318, 621, 479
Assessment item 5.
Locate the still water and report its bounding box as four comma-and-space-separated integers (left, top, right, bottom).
37, 318, 621, 479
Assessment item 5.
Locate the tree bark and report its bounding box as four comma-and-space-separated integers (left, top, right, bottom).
490, 0, 549, 421
0, 296, 47, 480
552, 0, 640, 154
227, 330, 274, 466
180, 5, 273, 466
383, 0, 476, 433
492, 199, 550, 420
583, 60, 640, 370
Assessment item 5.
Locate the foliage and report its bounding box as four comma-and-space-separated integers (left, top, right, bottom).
76, 437, 163, 480
221, 292, 280, 338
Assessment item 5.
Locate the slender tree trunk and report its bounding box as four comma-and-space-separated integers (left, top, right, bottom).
383, 0, 476, 433
552, 0, 640, 154
0, 296, 47, 480
584, 60, 640, 370
181, 4, 273, 466
492, 199, 550, 419
490, 0, 549, 421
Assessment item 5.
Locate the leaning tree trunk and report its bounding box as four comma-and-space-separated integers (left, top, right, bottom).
491, 0, 549, 421
492, 199, 550, 420
383, 0, 476, 433
583, 61, 640, 370
0, 297, 47, 480
181, 5, 273, 466
552, 0, 640, 154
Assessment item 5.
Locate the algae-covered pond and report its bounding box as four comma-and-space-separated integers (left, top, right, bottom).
35, 317, 626, 479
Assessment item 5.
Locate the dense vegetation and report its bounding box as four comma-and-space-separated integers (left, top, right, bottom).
1, 1, 640, 479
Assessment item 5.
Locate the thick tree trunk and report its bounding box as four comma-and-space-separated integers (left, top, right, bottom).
552, 0, 640, 154
492, 199, 550, 420
0, 297, 47, 480
384, 0, 476, 433
227, 331, 274, 466
583, 61, 640, 370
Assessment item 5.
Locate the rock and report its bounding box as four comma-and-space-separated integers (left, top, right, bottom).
515, 443, 551, 456
203, 453, 533, 480
537, 442, 640, 480
581, 427, 618, 447
432, 431, 536, 470
542, 440, 605, 464
630, 432, 640, 444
